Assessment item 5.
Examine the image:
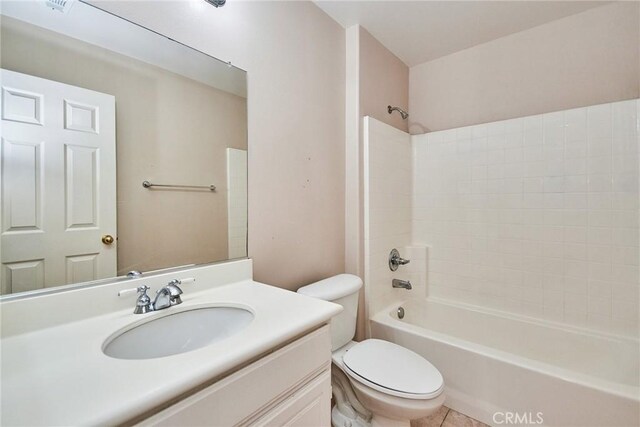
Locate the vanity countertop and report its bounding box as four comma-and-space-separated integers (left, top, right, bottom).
0, 280, 341, 426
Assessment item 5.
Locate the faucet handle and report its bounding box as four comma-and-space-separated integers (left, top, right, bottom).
389, 249, 411, 271
168, 277, 195, 286
118, 285, 150, 297
119, 285, 152, 314
165, 278, 193, 305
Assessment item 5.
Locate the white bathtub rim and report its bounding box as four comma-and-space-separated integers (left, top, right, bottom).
371, 299, 640, 402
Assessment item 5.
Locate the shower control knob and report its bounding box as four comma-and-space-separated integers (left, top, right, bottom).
389, 248, 410, 271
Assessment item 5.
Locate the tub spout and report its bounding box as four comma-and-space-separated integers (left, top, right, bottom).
392, 279, 412, 290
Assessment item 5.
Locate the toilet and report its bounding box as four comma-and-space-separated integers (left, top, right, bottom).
298, 274, 445, 427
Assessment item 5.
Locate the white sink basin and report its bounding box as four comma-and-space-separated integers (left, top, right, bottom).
103, 306, 254, 360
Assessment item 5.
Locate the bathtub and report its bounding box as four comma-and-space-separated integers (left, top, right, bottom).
370, 298, 640, 427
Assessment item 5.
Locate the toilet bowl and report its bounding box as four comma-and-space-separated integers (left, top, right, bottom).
297, 274, 445, 427
331, 340, 444, 427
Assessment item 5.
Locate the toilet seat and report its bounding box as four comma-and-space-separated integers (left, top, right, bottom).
342, 339, 444, 400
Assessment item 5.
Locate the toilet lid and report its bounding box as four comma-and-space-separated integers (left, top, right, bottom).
342, 339, 443, 400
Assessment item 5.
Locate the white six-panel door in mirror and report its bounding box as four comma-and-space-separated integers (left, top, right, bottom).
1, 69, 116, 294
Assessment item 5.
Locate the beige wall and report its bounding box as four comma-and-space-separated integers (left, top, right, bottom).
409, 2, 640, 133
359, 27, 409, 133
1, 17, 248, 276
90, 1, 346, 290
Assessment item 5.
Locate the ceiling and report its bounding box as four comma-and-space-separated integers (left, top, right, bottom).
315, 1, 609, 67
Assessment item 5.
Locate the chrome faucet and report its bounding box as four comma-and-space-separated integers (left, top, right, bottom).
119, 278, 194, 314
389, 248, 410, 271
392, 279, 412, 290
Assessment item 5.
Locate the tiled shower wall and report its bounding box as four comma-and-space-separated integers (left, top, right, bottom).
412, 100, 639, 337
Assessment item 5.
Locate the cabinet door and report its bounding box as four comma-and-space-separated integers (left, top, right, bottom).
136, 326, 331, 427
251, 370, 331, 427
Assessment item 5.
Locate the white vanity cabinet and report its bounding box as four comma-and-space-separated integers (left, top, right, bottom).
1, 262, 342, 426
136, 325, 332, 427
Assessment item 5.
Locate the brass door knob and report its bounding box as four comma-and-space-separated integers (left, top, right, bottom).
102, 235, 115, 245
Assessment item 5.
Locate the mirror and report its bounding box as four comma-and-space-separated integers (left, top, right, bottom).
0, 1, 248, 297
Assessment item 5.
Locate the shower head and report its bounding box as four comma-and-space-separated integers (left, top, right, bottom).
388, 105, 409, 120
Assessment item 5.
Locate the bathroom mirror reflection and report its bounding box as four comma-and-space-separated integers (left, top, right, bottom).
0, 1, 248, 296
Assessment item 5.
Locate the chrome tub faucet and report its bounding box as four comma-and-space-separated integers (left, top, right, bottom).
392, 279, 412, 290
389, 248, 410, 271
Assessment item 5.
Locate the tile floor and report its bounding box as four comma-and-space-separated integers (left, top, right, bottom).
411, 406, 489, 427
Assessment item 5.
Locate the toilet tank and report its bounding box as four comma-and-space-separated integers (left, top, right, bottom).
297, 274, 362, 351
